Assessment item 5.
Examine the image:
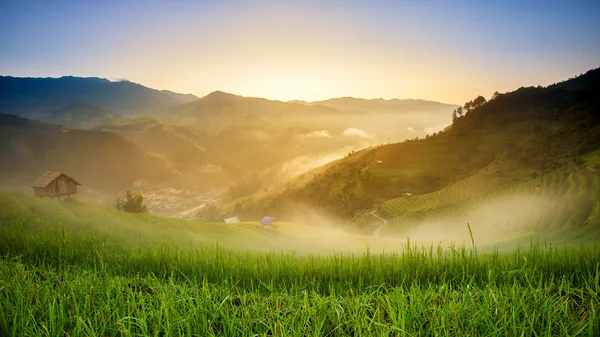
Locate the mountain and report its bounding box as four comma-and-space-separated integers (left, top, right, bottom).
168, 91, 341, 134
309, 97, 458, 114
169, 91, 457, 148
0, 113, 175, 192
39, 102, 122, 129
233, 68, 600, 241
155, 90, 457, 199
0, 76, 197, 118
94, 116, 209, 171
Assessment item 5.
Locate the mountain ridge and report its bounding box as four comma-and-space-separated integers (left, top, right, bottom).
0, 76, 198, 118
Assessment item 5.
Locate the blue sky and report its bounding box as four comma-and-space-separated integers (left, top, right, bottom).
1, 0, 598, 103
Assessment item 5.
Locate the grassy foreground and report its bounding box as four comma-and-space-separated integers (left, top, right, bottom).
1, 192, 599, 336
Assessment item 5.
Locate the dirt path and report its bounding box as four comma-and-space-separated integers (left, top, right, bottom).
370, 210, 388, 238
177, 204, 206, 218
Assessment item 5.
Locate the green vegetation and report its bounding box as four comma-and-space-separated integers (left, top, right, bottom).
116, 190, 149, 214
237, 68, 600, 231
379, 150, 600, 236
1, 191, 600, 336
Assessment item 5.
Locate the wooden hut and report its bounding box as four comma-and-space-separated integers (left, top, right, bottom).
31, 171, 81, 198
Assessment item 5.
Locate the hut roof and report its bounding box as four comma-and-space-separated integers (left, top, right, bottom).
224, 216, 240, 224
31, 171, 82, 188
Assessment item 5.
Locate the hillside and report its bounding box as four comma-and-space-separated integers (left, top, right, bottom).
39, 102, 122, 129
2, 190, 599, 335
236, 68, 600, 234
0, 76, 197, 117
0, 190, 402, 253
0, 113, 174, 192
95, 116, 209, 171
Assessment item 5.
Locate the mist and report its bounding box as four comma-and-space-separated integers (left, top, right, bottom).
379, 194, 565, 250
220, 192, 572, 255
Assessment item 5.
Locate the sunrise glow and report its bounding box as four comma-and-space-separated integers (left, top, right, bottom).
1, 1, 598, 103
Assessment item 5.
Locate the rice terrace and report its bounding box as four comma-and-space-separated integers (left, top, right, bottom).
1, 1, 600, 336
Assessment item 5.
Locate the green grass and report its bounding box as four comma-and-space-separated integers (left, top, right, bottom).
1, 191, 600, 336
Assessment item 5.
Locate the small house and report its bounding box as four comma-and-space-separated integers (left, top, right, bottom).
31, 171, 81, 198
224, 216, 240, 224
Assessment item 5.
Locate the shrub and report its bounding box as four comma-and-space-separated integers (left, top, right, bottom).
116, 190, 148, 213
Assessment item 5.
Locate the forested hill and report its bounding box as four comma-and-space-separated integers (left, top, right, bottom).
0, 76, 197, 118
0, 113, 174, 192
234, 68, 600, 227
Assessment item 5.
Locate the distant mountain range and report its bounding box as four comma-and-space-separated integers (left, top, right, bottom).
0, 76, 197, 118
167, 90, 341, 134
0, 76, 457, 137
0, 75, 459, 197
294, 97, 457, 114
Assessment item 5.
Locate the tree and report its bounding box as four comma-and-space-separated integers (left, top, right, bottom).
463, 96, 487, 114
452, 109, 458, 123
116, 190, 148, 213
463, 101, 473, 113
473, 95, 487, 108
492, 91, 501, 100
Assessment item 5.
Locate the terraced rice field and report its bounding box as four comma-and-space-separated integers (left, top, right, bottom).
379, 151, 600, 242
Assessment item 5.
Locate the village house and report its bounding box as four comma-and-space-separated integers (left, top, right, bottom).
31, 171, 81, 199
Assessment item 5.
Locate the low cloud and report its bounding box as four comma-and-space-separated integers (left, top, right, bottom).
424, 124, 449, 134
342, 127, 373, 138
306, 130, 332, 138
407, 127, 415, 132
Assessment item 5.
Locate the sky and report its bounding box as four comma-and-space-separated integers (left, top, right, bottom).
1, 0, 599, 104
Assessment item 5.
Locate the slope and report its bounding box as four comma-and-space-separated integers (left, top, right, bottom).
378, 150, 600, 244
39, 102, 122, 129
242, 68, 600, 232
0, 113, 175, 192
0, 190, 406, 254
95, 116, 209, 172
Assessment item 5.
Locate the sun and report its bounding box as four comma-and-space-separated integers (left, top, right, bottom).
233, 76, 337, 102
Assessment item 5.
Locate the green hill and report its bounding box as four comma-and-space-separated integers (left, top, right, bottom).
0, 190, 408, 254
237, 68, 600, 237
2, 190, 599, 336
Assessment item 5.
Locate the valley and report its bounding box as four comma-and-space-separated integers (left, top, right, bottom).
142, 187, 226, 218
1, 20, 599, 333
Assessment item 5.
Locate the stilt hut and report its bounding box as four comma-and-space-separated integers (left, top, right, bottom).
31, 171, 81, 199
